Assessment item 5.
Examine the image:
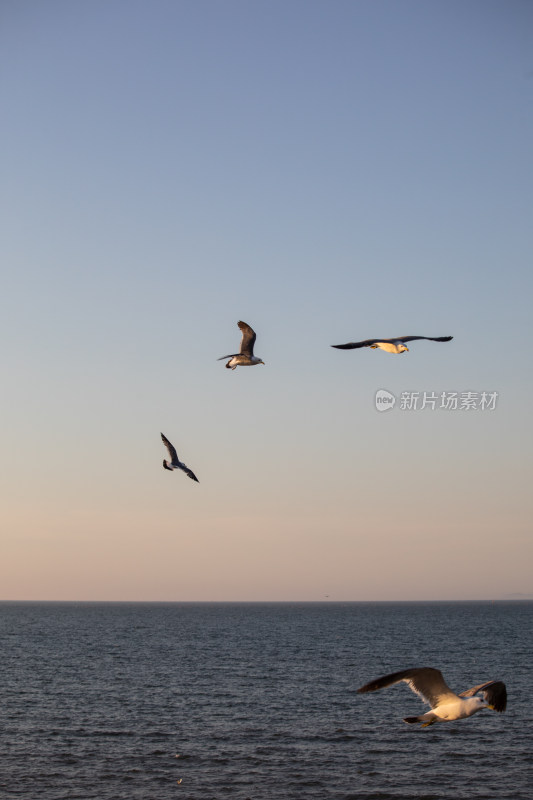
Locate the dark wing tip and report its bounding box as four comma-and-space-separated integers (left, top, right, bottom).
356, 667, 440, 695
332, 339, 377, 349
356, 671, 407, 694
460, 679, 507, 712
487, 681, 507, 712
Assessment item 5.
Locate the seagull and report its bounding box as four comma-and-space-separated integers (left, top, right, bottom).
160, 433, 199, 482
218, 321, 265, 369
357, 667, 507, 727
332, 335, 453, 354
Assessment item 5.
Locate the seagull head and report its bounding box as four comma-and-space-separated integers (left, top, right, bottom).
468, 696, 488, 714
392, 340, 409, 353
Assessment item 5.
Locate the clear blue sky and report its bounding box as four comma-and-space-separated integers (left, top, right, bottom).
2, 0, 532, 600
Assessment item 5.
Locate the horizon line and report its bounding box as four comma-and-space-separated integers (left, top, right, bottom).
1, 596, 532, 604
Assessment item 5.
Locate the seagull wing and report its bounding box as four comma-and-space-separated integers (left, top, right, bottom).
179, 463, 199, 483
238, 321, 256, 356
459, 680, 507, 712
331, 338, 383, 350
332, 336, 453, 349
397, 336, 453, 343
357, 667, 458, 708
161, 433, 178, 464
217, 354, 239, 360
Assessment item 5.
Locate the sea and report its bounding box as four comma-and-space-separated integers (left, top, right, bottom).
1, 601, 531, 800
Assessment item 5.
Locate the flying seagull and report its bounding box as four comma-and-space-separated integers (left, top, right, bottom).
218, 321, 265, 369
160, 433, 199, 482
357, 667, 506, 727
332, 335, 453, 354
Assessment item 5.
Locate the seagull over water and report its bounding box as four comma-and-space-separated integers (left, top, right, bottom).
160, 433, 199, 482
357, 667, 507, 727
218, 321, 265, 370
332, 335, 453, 354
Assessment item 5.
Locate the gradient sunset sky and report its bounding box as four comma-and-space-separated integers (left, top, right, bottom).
2, 0, 532, 600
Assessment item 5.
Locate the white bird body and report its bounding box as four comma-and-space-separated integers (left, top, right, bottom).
225, 353, 264, 369
373, 340, 408, 354
415, 696, 486, 725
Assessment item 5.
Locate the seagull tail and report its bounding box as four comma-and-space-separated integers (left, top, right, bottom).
163, 460, 173, 471
404, 714, 437, 727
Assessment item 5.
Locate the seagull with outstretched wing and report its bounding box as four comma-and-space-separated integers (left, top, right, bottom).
161, 433, 199, 482
332, 335, 453, 354
218, 321, 265, 369
357, 667, 506, 727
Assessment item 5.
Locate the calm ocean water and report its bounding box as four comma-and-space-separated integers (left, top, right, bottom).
0, 602, 531, 800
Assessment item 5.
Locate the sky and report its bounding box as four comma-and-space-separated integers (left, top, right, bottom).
1, 0, 532, 601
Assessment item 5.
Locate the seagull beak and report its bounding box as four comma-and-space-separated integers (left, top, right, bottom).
487, 704, 495, 711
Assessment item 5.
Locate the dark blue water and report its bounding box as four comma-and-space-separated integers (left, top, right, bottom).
1, 602, 531, 799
